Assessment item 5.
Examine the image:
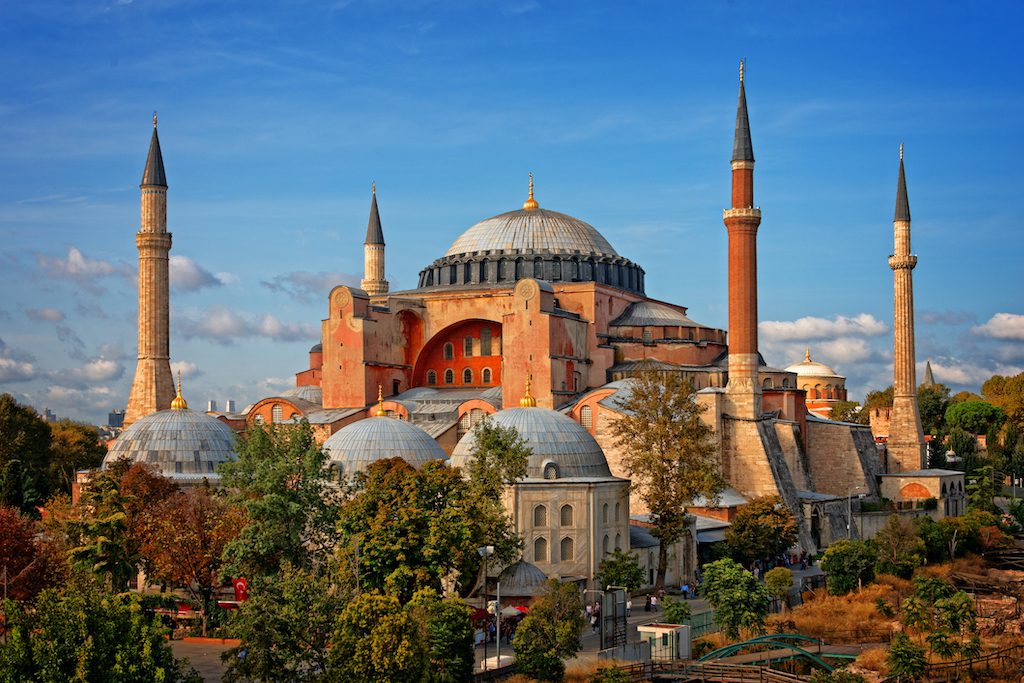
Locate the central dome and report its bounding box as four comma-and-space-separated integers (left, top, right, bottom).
444, 208, 619, 259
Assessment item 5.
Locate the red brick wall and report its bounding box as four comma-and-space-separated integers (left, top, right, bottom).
413, 319, 503, 388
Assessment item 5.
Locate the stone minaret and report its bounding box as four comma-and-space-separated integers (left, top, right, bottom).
361, 183, 388, 297
125, 115, 175, 427
887, 145, 927, 471
723, 61, 763, 419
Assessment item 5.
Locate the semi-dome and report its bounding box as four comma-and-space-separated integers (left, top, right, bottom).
450, 406, 613, 479
280, 385, 323, 404
323, 416, 446, 480
104, 408, 236, 481
784, 349, 843, 379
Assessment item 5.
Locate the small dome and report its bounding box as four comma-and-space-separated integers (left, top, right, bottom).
280, 385, 323, 405
309, 343, 323, 353
104, 409, 235, 481
499, 560, 549, 597
784, 349, 843, 379
323, 417, 446, 480
610, 301, 701, 328
450, 407, 612, 479
444, 208, 619, 258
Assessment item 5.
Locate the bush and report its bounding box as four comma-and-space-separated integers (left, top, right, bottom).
820, 540, 877, 594
886, 632, 926, 682
662, 596, 691, 625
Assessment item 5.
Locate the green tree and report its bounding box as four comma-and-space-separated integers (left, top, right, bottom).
886, 632, 927, 683
610, 367, 723, 589
0, 394, 51, 513
966, 464, 999, 514
593, 666, 633, 683
982, 372, 1024, 430
873, 514, 925, 579
223, 562, 349, 683
726, 495, 798, 567
808, 670, 867, 683
949, 391, 983, 404
47, 419, 105, 494
219, 421, 339, 578
945, 401, 1005, 435
918, 383, 950, 435
408, 589, 475, 683
947, 427, 976, 467
662, 595, 692, 625
864, 386, 895, 411
0, 575, 199, 683
829, 400, 864, 424
820, 540, 877, 595
463, 416, 530, 500
913, 516, 948, 563
328, 592, 428, 683
701, 558, 770, 639
596, 549, 644, 592
512, 579, 585, 683
764, 567, 793, 611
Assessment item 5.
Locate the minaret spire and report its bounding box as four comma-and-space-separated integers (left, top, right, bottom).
732, 60, 754, 164
361, 183, 389, 297
887, 145, 926, 470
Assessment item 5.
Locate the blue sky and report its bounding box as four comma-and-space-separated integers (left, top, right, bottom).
1, 1, 1022, 424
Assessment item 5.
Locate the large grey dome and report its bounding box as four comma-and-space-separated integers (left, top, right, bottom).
104, 409, 236, 481
445, 208, 619, 258
323, 417, 446, 480
450, 407, 612, 479
499, 560, 549, 597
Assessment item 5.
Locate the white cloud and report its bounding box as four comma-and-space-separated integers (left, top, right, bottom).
69, 358, 123, 383
36, 246, 130, 292
25, 307, 65, 322
169, 255, 233, 292
170, 360, 204, 380
759, 313, 887, 341
0, 339, 37, 382
927, 358, 1024, 387
177, 305, 318, 344
261, 270, 360, 302
973, 313, 1024, 341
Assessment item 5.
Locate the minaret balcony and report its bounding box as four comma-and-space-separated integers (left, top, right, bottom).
888, 254, 918, 270
723, 207, 761, 220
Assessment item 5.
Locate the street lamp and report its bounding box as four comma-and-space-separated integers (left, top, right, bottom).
477, 545, 495, 671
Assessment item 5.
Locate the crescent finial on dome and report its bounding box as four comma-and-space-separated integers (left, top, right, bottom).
375, 384, 386, 416
170, 370, 188, 410
520, 376, 537, 407
523, 173, 539, 211
805, 347, 811, 362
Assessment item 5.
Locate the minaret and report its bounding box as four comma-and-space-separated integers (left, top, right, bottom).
125, 114, 175, 427
361, 183, 388, 297
723, 61, 763, 419
921, 359, 935, 387
887, 145, 927, 471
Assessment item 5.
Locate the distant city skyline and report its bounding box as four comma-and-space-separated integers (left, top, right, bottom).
1, 1, 1022, 424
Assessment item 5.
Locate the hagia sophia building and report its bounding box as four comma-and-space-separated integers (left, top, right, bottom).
104, 65, 965, 591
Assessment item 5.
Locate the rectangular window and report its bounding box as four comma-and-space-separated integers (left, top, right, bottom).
464, 336, 473, 357
481, 328, 492, 356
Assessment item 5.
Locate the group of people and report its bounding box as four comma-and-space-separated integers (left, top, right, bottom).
750, 552, 809, 580
474, 616, 518, 647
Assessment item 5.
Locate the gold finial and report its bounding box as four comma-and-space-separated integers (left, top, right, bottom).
899, 143, 904, 161
523, 173, 539, 210
520, 377, 537, 408
374, 384, 386, 416
805, 347, 811, 362
153, 111, 158, 128
372, 180, 376, 195
739, 59, 744, 83
170, 370, 188, 410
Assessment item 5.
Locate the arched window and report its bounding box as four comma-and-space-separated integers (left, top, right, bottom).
763, 378, 773, 389
534, 537, 548, 562
464, 336, 473, 357
463, 368, 473, 384
615, 533, 621, 550
272, 404, 283, 423
534, 505, 547, 527
481, 328, 492, 356
581, 405, 593, 429
543, 462, 559, 480
560, 537, 574, 562
426, 370, 437, 385
482, 368, 492, 384
603, 535, 610, 556
782, 377, 791, 388
534, 258, 544, 278
458, 410, 472, 438
443, 342, 454, 360
444, 369, 454, 384
602, 503, 609, 523
615, 502, 621, 521
560, 504, 573, 527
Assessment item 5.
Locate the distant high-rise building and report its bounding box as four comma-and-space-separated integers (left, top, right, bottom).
41, 408, 57, 423
108, 409, 126, 428
225, 399, 236, 413
207, 399, 217, 412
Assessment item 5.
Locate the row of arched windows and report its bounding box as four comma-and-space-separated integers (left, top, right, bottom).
533, 536, 575, 563
442, 329, 498, 361
426, 368, 493, 386
601, 501, 622, 523
533, 503, 574, 527
761, 377, 793, 389
800, 383, 842, 399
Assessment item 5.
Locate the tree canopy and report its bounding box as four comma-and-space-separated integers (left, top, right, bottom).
944, 401, 1005, 435
610, 367, 722, 589
0, 505, 67, 602
0, 393, 52, 513
820, 540, 877, 595
596, 549, 644, 592
982, 371, 1024, 430
513, 579, 585, 683
700, 558, 770, 639
873, 514, 925, 578
726, 495, 798, 567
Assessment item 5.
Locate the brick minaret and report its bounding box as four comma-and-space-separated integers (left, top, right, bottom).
361, 183, 388, 297
125, 115, 174, 427
723, 61, 763, 419
887, 145, 926, 471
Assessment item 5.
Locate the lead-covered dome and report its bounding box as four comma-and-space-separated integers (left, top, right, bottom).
104, 409, 236, 481
323, 417, 446, 481
445, 208, 619, 259
784, 349, 843, 379
450, 407, 613, 479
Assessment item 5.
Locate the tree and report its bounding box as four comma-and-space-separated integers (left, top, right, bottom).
701, 558, 770, 639
138, 486, 244, 635
0, 575, 199, 683
219, 421, 339, 578
949, 391, 982, 404
873, 514, 925, 579
886, 632, 927, 683
328, 592, 428, 683
0, 394, 51, 513
610, 367, 723, 589
46, 419, 105, 495
947, 427, 976, 466
662, 595, 692, 625
820, 540, 877, 595
764, 567, 793, 611
463, 416, 530, 501
512, 579, 585, 683
914, 517, 948, 564
726, 495, 798, 567
0, 505, 67, 602
408, 589, 475, 683
223, 562, 350, 683
829, 400, 864, 424
864, 386, 894, 411
967, 464, 1000, 514
918, 383, 950, 435
982, 372, 1024, 430
596, 549, 644, 592
944, 401, 1005, 435
809, 670, 867, 683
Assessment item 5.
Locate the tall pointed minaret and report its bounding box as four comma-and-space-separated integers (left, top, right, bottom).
360, 183, 388, 297
921, 359, 935, 388
723, 61, 763, 419
887, 145, 926, 471
125, 114, 175, 427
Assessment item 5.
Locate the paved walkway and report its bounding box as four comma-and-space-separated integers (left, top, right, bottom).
171, 641, 234, 683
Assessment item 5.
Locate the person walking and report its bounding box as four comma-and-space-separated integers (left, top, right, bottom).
644, 595, 652, 612
626, 598, 632, 617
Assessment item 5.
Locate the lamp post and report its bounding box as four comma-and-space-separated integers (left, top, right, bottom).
477, 545, 495, 671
